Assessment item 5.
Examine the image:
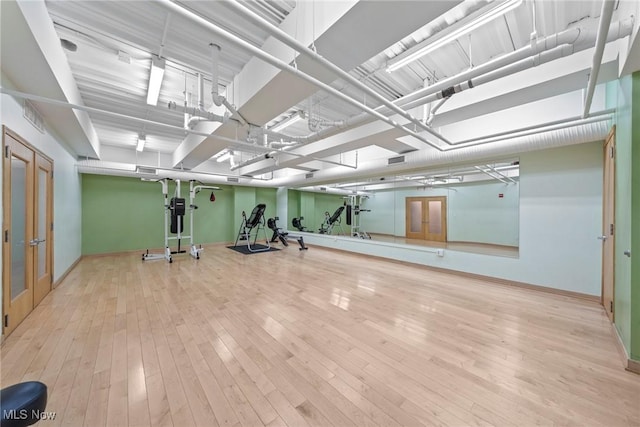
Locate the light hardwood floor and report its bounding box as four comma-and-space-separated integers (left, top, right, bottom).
2, 245, 639, 427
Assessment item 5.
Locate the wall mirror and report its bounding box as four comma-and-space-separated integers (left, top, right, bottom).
289, 159, 520, 258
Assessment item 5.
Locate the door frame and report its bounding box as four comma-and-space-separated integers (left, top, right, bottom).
601, 126, 615, 321
405, 196, 447, 242
2, 126, 54, 336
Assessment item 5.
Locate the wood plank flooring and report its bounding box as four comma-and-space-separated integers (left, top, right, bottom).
2, 245, 639, 427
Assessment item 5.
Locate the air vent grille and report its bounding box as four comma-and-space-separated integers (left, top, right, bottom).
320, 187, 327, 191
23, 100, 44, 133
388, 155, 405, 165
305, 173, 314, 179
227, 177, 239, 183
136, 166, 157, 175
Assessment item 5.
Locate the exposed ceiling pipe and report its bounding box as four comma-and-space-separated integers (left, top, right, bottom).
262, 17, 631, 154
453, 109, 614, 145
400, 18, 632, 111
168, 101, 225, 122
197, 72, 205, 110
450, 113, 612, 149
223, 0, 451, 144
426, 97, 449, 126
583, 0, 615, 118
154, 0, 444, 151
210, 44, 223, 107
474, 166, 509, 184
274, 117, 610, 187
229, 148, 358, 172
484, 164, 517, 183
75, 160, 276, 186
0, 88, 285, 157
209, 43, 248, 127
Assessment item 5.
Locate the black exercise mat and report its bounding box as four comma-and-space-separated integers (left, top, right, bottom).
227, 244, 280, 255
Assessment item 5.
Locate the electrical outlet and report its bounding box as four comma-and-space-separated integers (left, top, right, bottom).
437, 249, 444, 257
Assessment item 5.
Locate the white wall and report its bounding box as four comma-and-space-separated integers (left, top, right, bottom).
300, 142, 604, 296
1, 86, 82, 287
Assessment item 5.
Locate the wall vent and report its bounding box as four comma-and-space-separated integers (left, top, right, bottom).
305, 173, 314, 179
136, 166, 157, 175
320, 187, 327, 191
388, 155, 405, 165
23, 100, 44, 133
227, 177, 239, 183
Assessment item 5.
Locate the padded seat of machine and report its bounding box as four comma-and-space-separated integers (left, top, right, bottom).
0, 381, 47, 427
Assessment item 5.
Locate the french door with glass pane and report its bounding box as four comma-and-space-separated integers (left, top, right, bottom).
2, 127, 53, 336
405, 196, 447, 242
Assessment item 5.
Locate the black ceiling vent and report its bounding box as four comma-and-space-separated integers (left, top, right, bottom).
227, 177, 239, 183
305, 172, 314, 179
388, 155, 405, 165
320, 187, 327, 191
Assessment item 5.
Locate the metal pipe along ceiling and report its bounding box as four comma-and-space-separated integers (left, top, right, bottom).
583, 0, 615, 118
223, 0, 451, 144
273, 117, 611, 186
154, 0, 444, 151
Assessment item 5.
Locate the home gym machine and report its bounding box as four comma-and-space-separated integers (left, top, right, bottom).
234, 204, 270, 252
345, 194, 371, 239
267, 217, 308, 250
142, 179, 219, 263
318, 205, 345, 235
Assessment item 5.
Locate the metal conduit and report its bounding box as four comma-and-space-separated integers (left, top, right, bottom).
223, 0, 451, 144
154, 0, 444, 151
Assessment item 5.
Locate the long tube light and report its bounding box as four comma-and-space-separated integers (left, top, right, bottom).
146, 55, 166, 106
387, 0, 523, 72
270, 111, 304, 133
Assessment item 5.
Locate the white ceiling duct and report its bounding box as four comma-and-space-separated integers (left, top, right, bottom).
275, 117, 611, 187
76, 159, 275, 187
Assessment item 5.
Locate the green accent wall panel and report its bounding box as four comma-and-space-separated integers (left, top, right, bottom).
232, 186, 256, 235
256, 187, 277, 222
82, 174, 234, 255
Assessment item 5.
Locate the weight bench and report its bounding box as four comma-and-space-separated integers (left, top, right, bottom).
267, 217, 308, 250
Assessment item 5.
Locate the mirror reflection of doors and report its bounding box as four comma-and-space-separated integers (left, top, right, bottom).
2, 127, 54, 336
405, 196, 447, 242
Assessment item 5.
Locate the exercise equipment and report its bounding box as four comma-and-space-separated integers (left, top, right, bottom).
0, 381, 48, 427
267, 217, 308, 250
142, 179, 219, 263
345, 194, 372, 239
234, 204, 270, 252
291, 216, 311, 232
319, 205, 345, 235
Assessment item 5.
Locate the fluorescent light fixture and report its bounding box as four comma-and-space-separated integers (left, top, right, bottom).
146, 55, 165, 106
271, 111, 304, 133
136, 134, 146, 152
386, 0, 523, 72
216, 150, 233, 163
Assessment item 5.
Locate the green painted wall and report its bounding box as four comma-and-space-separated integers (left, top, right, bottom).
630, 71, 640, 360
610, 72, 640, 362
81, 175, 281, 254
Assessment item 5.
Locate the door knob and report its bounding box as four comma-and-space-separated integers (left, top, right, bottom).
597, 235, 607, 241
29, 238, 45, 246
624, 250, 631, 257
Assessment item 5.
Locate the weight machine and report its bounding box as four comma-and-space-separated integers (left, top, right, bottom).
291, 217, 311, 232
142, 179, 219, 263
318, 206, 345, 235
267, 217, 308, 250
345, 194, 371, 239
234, 204, 270, 252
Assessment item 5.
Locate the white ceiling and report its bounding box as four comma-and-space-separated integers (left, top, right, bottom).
2, 0, 639, 187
